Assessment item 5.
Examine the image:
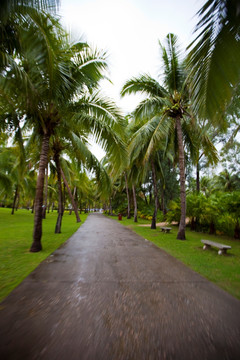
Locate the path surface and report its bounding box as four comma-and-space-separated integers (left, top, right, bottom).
1, 213, 240, 360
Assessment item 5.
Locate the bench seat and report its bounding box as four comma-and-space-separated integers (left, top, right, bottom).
160, 227, 172, 233
201, 239, 231, 255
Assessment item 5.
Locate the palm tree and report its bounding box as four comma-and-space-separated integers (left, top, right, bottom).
121, 34, 192, 239
0, 11, 125, 251
188, 119, 219, 192
215, 169, 240, 192
187, 0, 240, 121
126, 116, 172, 228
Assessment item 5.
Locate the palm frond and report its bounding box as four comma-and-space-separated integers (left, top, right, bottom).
133, 96, 167, 121
187, 0, 240, 120
67, 133, 111, 196
0, 0, 60, 23
71, 93, 127, 172
159, 33, 184, 93
0, 171, 13, 192
121, 74, 167, 98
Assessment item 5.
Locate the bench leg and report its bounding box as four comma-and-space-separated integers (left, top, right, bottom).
218, 249, 227, 255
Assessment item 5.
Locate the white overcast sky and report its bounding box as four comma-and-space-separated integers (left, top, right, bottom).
59, 0, 205, 112
59, 0, 205, 158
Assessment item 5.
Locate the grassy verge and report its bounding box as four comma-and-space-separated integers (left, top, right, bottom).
112, 215, 240, 300
0, 208, 87, 302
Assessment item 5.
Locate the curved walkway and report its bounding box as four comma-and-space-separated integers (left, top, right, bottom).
1, 213, 240, 359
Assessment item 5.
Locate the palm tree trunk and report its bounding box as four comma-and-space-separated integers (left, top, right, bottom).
161, 189, 167, 218
31, 199, 35, 214
176, 116, 186, 240
196, 162, 200, 193
15, 192, 20, 210
30, 133, 50, 252
69, 186, 76, 215
79, 193, 82, 214
151, 160, 158, 229
11, 185, 18, 215
124, 171, 131, 219
60, 169, 81, 223
132, 184, 138, 223
54, 152, 63, 234
42, 165, 48, 219
63, 183, 66, 213
149, 186, 152, 205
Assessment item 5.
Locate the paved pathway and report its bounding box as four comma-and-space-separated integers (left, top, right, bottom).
1, 213, 240, 359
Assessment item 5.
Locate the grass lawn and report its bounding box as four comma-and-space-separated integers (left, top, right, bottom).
0, 208, 87, 303
112, 216, 240, 300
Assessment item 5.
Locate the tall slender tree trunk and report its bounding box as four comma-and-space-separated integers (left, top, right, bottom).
30, 133, 50, 252
195, 161, 200, 230
54, 152, 63, 234
151, 160, 158, 229
60, 169, 81, 223
124, 171, 131, 219
63, 184, 66, 213
161, 188, 166, 218
149, 187, 152, 205
15, 192, 20, 210
69, 186, 76, 215
196, 162, 200, 193
11, 185, 18, 215
79, 194, 82, 214
42, 165, 48, 219
31, 199, 35, 214
176, 116, 186, 240
132, 184, 138, 223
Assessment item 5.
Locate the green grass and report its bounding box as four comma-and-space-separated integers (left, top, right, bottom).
113, 215, 240, 300
0, 208, 87, 302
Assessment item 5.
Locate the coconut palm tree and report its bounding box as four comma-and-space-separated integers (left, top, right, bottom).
187, 118, 219, 192
187, 0, 240, 121
0, 11, 125, 251
121, 33, 192, 239
125, 115, 173, 229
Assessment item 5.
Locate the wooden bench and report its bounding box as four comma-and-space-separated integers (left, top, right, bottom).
160, 227, 172, 233
201, 240, 231, 255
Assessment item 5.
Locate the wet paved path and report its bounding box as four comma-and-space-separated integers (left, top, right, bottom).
1, 213, 240, 359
